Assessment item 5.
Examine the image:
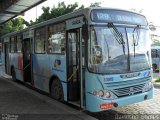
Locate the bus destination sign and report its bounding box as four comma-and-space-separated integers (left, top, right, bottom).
91, 9, 147, 26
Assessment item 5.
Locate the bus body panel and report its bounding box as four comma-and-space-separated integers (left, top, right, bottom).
48, 54, 67, 101
9, 53, 24, 81
32, 54, 51, 92
66, 16, 84, 30
85, 69, 153, 112
49, 54, 67, 82
32, 54, 68, 101
85, 70, 152, 91
16, 53, 24, 81
86, 88, 153, 112
1, 53, 4, 65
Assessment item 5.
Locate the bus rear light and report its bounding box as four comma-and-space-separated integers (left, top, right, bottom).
100, 103, 114, 109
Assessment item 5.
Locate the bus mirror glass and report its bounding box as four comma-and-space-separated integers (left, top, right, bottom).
82, 24, 89, 40
94, 46, 102, 57
93, 46, 102, 64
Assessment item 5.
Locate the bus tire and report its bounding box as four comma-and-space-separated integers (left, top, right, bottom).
11, 68, 16, 81
51, 79, 64, 102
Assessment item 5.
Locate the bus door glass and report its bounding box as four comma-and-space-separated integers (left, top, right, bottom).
67, 29, 81, 104
4, 42, 9, 73
23, 39, 32, 83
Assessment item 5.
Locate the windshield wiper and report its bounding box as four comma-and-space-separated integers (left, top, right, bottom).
133, 25, 140, 57
108, 23, 125, 55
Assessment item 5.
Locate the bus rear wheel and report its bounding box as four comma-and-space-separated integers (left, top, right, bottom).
51, 79, 64, 102
11, 68, 16, 81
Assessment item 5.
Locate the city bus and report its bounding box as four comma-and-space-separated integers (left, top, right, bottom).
151, 45, 160, 71
1, 7, 153, 112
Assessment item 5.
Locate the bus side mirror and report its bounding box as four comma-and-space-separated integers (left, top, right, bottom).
82, 24, 89, 40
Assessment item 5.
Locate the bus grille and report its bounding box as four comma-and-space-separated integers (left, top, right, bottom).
113, 84, 145, 97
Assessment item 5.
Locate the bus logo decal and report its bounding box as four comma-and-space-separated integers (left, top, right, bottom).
104, 77, 113, 82
54, 59, 61, 69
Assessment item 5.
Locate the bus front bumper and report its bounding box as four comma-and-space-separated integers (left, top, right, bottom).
86, 88, 153, 112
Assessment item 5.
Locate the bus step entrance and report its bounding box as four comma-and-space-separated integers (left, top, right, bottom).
69, 81, 80, 101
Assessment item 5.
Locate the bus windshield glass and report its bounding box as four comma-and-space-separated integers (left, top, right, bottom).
88, 26, 151, 74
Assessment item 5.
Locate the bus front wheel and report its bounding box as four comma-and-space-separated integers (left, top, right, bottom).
51, 79, 64, 102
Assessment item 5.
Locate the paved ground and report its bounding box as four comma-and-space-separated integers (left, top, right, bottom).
0, 65, 96, 120
89, 89, 160, 120
153, 71, 159, 80
1, 65, 160, 120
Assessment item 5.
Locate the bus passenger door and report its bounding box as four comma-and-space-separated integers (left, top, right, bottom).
23, 39, 32, 83
67, 29, 81, 106
4, 42, 10, 74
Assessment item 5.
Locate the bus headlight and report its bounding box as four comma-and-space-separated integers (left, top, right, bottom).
91, 90, 117, 99
142, 82, 152, 92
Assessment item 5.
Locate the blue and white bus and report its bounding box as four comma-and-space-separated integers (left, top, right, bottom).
151, 45, 160, 71
1, 7, 153, 112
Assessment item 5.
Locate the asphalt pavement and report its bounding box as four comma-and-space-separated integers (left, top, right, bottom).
0, 65, 96, 120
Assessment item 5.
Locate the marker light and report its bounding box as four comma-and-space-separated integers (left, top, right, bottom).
142, 81, 152, 92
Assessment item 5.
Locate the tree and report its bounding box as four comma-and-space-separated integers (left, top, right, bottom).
0, 17, 27, 35
30, 2, 84, 25
29, 2, 101, 25
90, 2, 101, 7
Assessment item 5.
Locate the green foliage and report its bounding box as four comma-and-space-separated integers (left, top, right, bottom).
29, 1, 101, 26
155, 77, 160, 82
0, 17, 27, 36
30, 2, 85, 25
90, 2, 101, 7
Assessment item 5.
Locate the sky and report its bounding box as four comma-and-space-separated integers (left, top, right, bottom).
21, 0, 160, 33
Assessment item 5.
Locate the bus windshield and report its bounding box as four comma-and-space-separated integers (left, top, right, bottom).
88, 25, 151, 74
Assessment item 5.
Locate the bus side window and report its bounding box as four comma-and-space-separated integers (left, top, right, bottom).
10, 36, 16, 53
47, 22, 66, 54
151, 49, 156, 58
47, 32, 65, 54
157, 50, 160, 57
48, 35, 52, 53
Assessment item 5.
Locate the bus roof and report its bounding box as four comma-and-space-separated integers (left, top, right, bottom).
1, 7, 147, 38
